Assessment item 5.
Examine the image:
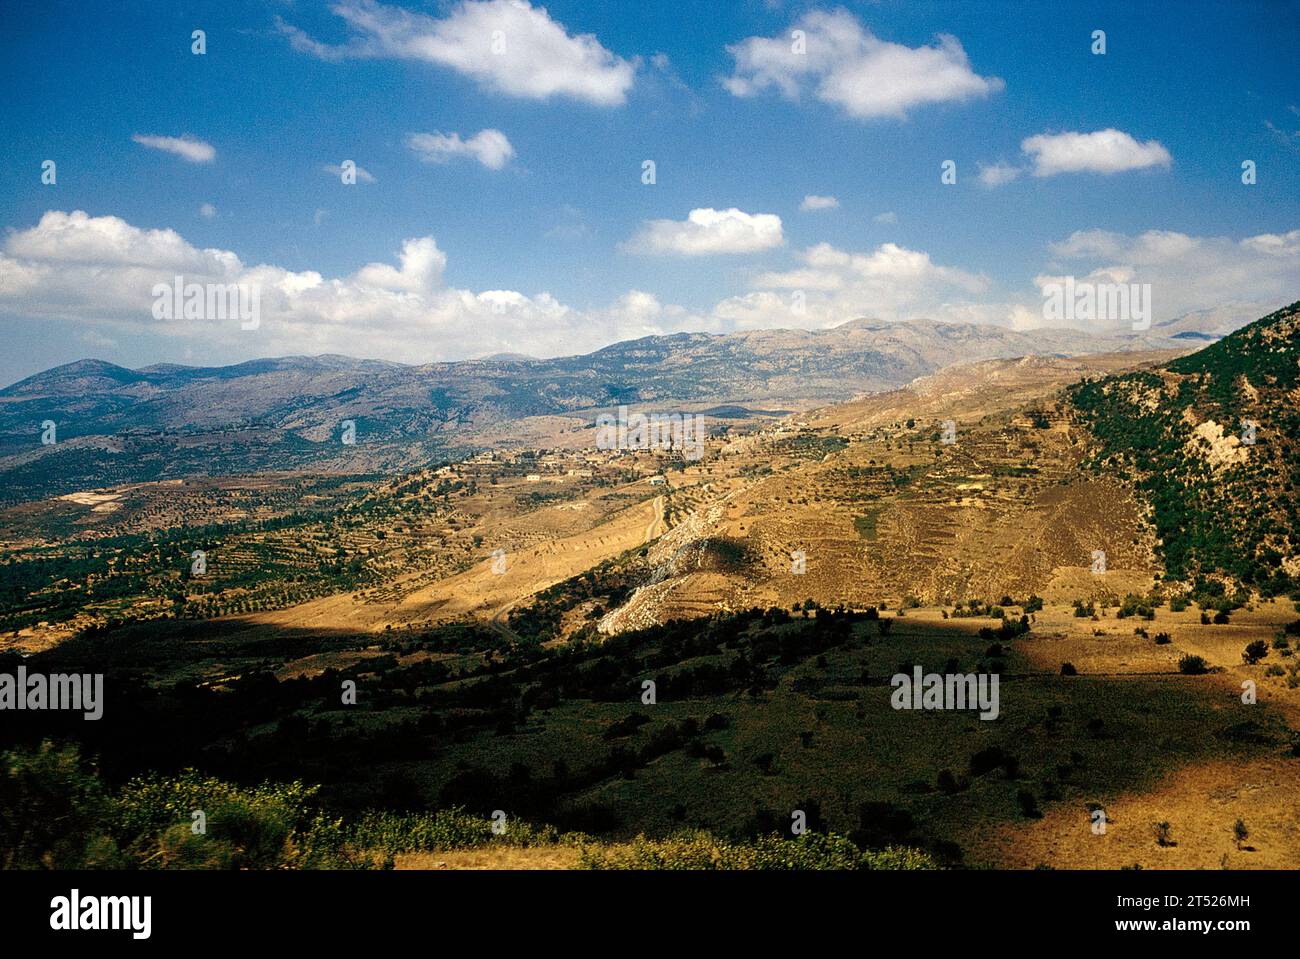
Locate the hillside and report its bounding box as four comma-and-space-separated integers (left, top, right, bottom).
1068, 301, 1300, 592
3, 317, 1300, 872
0, 348, 1187, 645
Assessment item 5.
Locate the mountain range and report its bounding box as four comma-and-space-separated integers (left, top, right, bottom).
0, 317, 1191, 501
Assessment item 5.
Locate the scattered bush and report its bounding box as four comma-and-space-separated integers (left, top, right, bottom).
1232, 819, 1249, 850
1242, 640, 1269, 665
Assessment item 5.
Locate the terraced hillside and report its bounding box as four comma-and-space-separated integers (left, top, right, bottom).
553, 351, 1180, 635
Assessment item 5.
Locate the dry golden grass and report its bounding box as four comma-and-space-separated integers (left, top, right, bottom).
248, 492, 662, 633
394, 847, 583, 870
977, 756, 1300, 869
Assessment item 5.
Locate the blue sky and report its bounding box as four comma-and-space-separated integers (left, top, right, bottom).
0, 0, 1297, 385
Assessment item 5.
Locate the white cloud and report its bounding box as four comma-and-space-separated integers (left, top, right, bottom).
132, 134, 216, 163
723, 8, 1002, 120
872, 211, 897, 224
1240, 230, 1300, 257
799, 194, 839, 212
1022, 129, 1172, 177
353, 237, 447, 292
322, 162, 376, 183
406, 129, 515, 170
1036, 227, 1300, 328
199, 203, 217, 219
0, 256, 42, 298
0, 210, 719, 363
623, 208, 784, 256
4, 210, 236, 271
725, 240, 992, 330
280, 0, 635, 106
977, 162, 1022, 188
5, 211, 1293, 364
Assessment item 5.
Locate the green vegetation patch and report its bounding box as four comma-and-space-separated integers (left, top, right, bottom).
1067, 302, 1300, 593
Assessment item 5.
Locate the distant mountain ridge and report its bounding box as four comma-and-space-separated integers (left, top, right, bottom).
0, 317, 1189, 502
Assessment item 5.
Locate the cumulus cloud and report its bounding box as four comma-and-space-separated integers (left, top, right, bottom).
199, 203, 217, 219
723, 8, 1002, 120
406, 129, 515, 170
873, 211, 897, 224
4, 211, 1293, 364
279, 0, 635, 106
799, 194, 839, 212
353, 237, 447, 292
1022, 129, 1172, 177
132, 134, 216, 163
0, 210, 719, 363
718, 240, 992, 330
4, 210, 235, 271
623, 208, 784, 256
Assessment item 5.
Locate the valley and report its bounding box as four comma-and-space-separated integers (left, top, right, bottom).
3, 305, 1298, 870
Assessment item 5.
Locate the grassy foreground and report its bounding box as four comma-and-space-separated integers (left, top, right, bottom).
0, 741, 935, 871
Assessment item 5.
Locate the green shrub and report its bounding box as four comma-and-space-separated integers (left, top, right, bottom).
112, 769, 371, 869
577, 831, 936, 870
0, 741, 120, 869
344, 808, 564, 856
1242, 641, 1269, 665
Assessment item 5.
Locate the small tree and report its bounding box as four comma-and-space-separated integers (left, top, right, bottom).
1242, 641, 1269, 665
1154, 821, 1174, 847
1233, 819, 1248, 850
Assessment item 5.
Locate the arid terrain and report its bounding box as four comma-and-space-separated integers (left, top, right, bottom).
4, 306, 1299, 870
